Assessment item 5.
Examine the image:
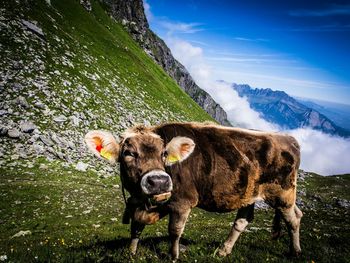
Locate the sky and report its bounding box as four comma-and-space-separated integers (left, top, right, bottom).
144, 0, 350, 175
145, 0, 350, 105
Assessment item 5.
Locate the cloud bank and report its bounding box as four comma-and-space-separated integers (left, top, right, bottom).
288, 129, 350, 175
166, 37, 350, 175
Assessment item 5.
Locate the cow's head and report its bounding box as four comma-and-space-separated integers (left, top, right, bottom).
84, 126, 195, 204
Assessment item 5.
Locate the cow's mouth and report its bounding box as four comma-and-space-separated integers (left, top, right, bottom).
151, 192, 172, 203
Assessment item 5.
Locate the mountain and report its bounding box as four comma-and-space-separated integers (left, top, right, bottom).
232, 83, 350, 137
297, 97, 350, 131
0, 0, 216, 168
101, 0, 231, 126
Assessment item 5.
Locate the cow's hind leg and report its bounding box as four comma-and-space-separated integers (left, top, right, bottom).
280, 205, 303, 256
218, 203, 254, 257
272, 209, 283, 239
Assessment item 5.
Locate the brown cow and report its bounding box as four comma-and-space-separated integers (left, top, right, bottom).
85, 122, 302, 259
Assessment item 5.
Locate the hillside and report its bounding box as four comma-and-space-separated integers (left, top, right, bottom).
101, 0, 231, 126
0, 0, 215, 169
232, 83, 350, 137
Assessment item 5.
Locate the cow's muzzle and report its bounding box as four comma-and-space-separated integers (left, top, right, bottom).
141, 170, 173, 202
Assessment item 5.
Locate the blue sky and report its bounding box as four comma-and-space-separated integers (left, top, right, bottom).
145, 0, 350, 105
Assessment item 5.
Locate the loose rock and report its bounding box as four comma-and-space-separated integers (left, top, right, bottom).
16, 96, 30, 108
21, 20, 44, 38
11, 230, 32, 238
39, 135, 54, 146
75, 161, 88, 171
20, 122, 37, 133
0, 126, 8, 136
8, 129, 21, 138
54, 115, 67, 123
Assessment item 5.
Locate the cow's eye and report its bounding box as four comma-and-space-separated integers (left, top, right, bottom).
162, 151, 168, 161
123, 150, 137, 158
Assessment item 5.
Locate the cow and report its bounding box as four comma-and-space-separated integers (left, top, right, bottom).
85, 122, 302, 260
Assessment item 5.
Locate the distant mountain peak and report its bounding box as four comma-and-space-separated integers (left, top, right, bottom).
232, 83, 350, 137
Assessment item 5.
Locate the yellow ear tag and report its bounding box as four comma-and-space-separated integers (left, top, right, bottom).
166, 154, 180, 164
100, 148, 113, 160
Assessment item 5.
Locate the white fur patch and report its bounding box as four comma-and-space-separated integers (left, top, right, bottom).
234, 218, 249, 232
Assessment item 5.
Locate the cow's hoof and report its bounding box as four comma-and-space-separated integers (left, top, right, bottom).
129, 239, 139, 255
217, 247, 230, 257
285, 250, 302, 258
170, 255, 179, 262
292, 250, 302, 258
130, 248, 137, 256
179, 244, 187, 253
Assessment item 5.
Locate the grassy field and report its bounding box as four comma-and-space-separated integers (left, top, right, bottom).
1, 159, 349, 262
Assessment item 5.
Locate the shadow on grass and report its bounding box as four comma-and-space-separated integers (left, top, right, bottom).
70, 236, 195, 261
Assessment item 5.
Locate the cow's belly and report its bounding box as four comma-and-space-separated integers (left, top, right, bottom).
197, 191, 257, 212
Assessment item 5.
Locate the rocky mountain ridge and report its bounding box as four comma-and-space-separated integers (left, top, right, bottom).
101, 0, 231, 126
232, 83, 350, 137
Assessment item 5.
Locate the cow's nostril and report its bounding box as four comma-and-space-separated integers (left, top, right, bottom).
147, 177, 155, 187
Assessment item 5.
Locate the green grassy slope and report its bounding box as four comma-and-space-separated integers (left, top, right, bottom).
1, 162, 349, 262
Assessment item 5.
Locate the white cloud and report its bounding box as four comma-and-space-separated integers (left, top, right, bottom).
159, 21, 204, 34
234, 37, 269, 42
288, 128, 350, 175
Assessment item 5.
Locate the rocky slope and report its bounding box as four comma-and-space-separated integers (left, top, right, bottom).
232, 83, 350, 137
0, 0, 214, 171
101, 0, 231, 126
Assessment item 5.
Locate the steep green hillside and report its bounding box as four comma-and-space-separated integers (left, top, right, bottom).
0, 0, 213, 169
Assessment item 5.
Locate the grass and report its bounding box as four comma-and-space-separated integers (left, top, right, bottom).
1, 162, 349, 262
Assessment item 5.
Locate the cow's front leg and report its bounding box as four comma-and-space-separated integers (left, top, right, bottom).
218, 203, 254, 257
130, 219, 145, 255
168, 207, 191, 260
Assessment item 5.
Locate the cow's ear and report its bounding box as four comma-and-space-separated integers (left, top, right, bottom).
84, 130, 119, 164
165, 136, 195, 166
